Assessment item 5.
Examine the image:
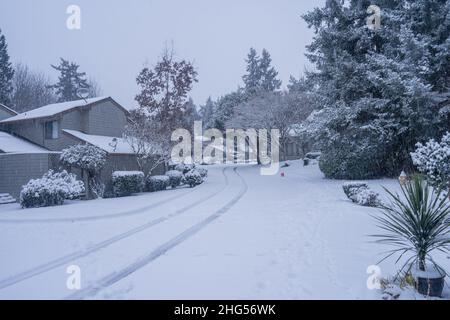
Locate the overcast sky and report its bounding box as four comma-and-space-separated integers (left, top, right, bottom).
0, 0, 324, 109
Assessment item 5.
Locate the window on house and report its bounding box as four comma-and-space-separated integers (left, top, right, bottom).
44, 121, 59, 139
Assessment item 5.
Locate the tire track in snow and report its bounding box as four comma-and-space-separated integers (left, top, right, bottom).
0, 185, 204, 224
66, 167, 248, 300
0, 167, 230, 291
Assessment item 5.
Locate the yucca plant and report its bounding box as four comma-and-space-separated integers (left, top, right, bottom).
373, 174, 450, 283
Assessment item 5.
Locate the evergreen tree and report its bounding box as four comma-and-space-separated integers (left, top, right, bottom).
182, 97, 200, 129
301, 0, 450, 179
50, 58, 89, 102
213, 48, 282, 131
200, 97, 215, 129
242, 48, 261, 95
259, 49, 281, 92
0, 28, 14, 106
213, 89, 247, 131
242, 47, 281, 95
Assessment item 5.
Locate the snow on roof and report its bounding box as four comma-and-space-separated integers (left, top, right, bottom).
0, 103, 18, 116
63, 129, 135, 154
0, 97, 109, 124
0, 132, 50, 153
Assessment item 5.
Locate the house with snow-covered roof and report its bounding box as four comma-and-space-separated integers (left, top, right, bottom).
0, 97, 164, 201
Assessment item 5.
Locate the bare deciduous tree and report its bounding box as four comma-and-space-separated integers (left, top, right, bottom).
135, 46, 198, 132
11, 63, 57, 112
124, 109, 172, 174
227, 91, 314, 160
126, 45, 198, 172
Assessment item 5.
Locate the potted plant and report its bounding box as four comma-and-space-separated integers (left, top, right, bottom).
373, 175, 450, 297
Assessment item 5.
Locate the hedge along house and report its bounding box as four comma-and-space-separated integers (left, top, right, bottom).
0, 97, 163, 200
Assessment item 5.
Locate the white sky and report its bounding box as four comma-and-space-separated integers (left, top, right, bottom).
0, 0, 324, 109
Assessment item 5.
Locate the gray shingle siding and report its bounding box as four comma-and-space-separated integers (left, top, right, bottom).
2, 121, 45, 147
0, 153, 60, 199
86, 100, 128, 137
1, 116, 82, 152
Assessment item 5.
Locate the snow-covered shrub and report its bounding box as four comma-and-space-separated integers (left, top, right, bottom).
60, 144, 107, 199
166, 170, 183, 188
90, 178, 106, 199
303, 151, 322, 166
342, 182, 368, 198
146, 175, 170, 192
20, 170, 84, 208
342, 182, 380, 207
319, 138, 385, 180
112, 171, 144, 197
411, 132, 450, 189
60, 144, 107, 172
183, 170, 204, 188
355, 188, 381, 207
174, 163, 195, 174
196, 167, 208, 178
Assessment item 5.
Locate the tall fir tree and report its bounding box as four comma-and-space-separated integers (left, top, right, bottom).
200, 97, 215, 129
0, 29, 14, 106
242, 47, 281, 95
212, 48, 282, 130
182, 97, 200, 129
50, 58, 89, 102
242, 48, 261, 95
259, 49, 281, 92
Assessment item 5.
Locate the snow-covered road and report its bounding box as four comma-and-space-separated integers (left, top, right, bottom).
0, 162, 448, 299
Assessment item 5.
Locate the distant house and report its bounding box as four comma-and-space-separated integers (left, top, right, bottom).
281, 124, 310, 161
0, 97, 163, 201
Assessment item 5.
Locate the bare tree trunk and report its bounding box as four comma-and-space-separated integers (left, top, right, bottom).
448, 179, 450, 200
83, 170, 93, 200
256, 135, 261, 165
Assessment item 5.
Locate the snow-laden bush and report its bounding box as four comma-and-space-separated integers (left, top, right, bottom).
166, 170, 183, 188
60, 144, 107, 199
355, 188, 381, 207
20, 170, 85, 208
319, 139, 385, 180
112, 171, 145, 197
60, 144, 107, 172
174, 163, 195, 174
183, 170, 204, 188
196, 167, 208, 178
342, 182, 368, 198
411, 132, 450, 189
342, 182, 380, 207
146, 175, 170, 192
304, 152, 322, 166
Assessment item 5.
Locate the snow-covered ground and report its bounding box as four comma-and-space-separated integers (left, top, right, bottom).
0, 161, 449, 299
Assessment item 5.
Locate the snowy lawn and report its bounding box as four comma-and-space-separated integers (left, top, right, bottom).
0, 161, 449, 299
